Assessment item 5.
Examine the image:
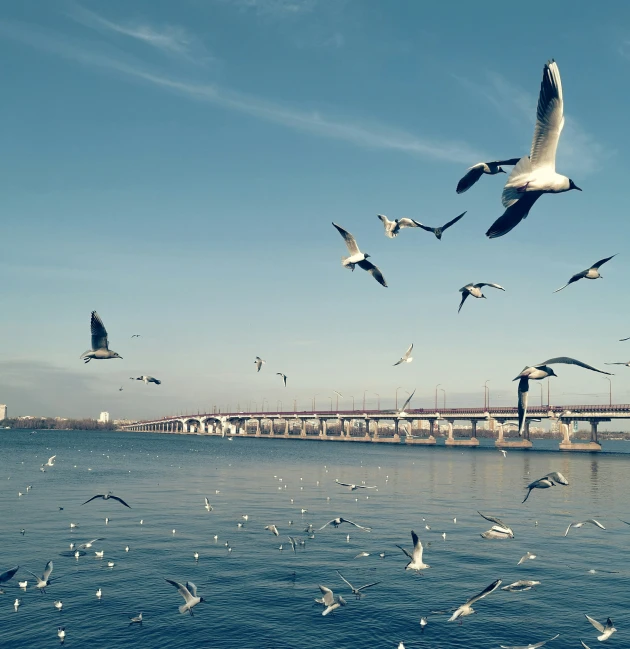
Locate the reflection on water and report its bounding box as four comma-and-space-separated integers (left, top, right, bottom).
0, 431, 629, 649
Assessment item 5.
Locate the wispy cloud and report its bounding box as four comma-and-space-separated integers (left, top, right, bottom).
218, 0, 319, 17
0, 20, 483, 164
454, 69, 607, 175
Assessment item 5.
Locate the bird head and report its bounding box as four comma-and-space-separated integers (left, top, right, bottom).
364, 253, 371, 259
199, 597, 207, 603
113, 353, 123, 359
569, 179, 582, 191
547, 368, 558, 378
481, 294, 487, 299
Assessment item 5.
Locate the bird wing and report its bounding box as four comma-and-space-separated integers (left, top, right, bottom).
0, 566, 19, 584
22, 568, 40, 581
487, 191, 542, 239
458, 291, 469, 313
332, 223, 360, 255
396, 544, 413, 559
530, 60, 564, 171
165, 579, 194, 603
495, 158, 522, 166
553, 270, 587, 292
393, 358, 404, 366
79, 538, 104, 549
441, 211, 467, 231
544, 471, 569, 485
81, 495, 103, 506
537, 357, 612, 376
335, 480, 352, 487
357, 259, 387, 287
110, 495, 132, 508
585, 615, 605, 633
518, 376, 529, 438
335, 570, 354, 591
149, 377, 161, 385
90, 311, 109, 351
404, 343, 413, 359
318, 585, 334, 606
585, 519, 605, 530
591, 254, 617, 270
414, 221, 437, 234
619, 336, 630, 342
475, 282, 505, 291
397, 218, 420, 229
357, 581, 381, 591
465, 579, 502, 606
185, 582, 198, 597
318, 520, 333, 531
48, 455, 56, 464
477, 512, 508, 529
342, 518, 371, 531
287, 536, 297, 552
501, 635, 559, 649
456, 165, 485, 194
400, 389, 416, 412
411, 530, 424, 563
377, 214, 394, 237
255, 358, 263, 371
42, 561, 53, 582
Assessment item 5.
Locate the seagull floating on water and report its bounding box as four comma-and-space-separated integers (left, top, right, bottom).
393, 344, 413, 366
57, 627, 65, 644
564, 519, 605, 537
396, 530, 429, 571
456, 159, 520, 193
458, 283, 505, 313
80, 311, 122, 363
333, 222, 387, 287
54, 600, 63, 610
415, 211, 467, 240
554, 255, 616, 293
165, 579, 206, 616
129, 612, 143, 625
486, 61, 581, 239
376, 214, 422, 238
82, 492, 131, 508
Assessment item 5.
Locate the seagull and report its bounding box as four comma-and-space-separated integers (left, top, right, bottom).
332, 222, 387, 287
24, 560, 54, 592
45, 455, 56, 467
254, 357, 265, 372
354, 551, 370, 559
605, 361, 630, 367
107, 561, 115, 567
554, 255, 616, 293
54, 600, 63, 610
396, 530, 430, 571
486, 61, 581, 239
130, 375, 161, 385
500, 634, 560, 649
514, 358, 612, 436
518, 551, 537, 565
165, 579, 206, 616
335, 479, 376, 491
377, 214, 422, 238
318, 517, 371, 531
501, 580, 541, 592
82, 492, 131, 508
398, 388, 416, 416
335, 570, 380, 599
448, 579, 502, 622
478, 512, 514, 538
314, 585, 346, 616
14, 598, 20, 612
193, 552, 199, 561
80, 311, 122, 363
458, 283, 505, 313
204, 498, 213, 512
0, 566, 19, 586
57, 627, 65, 644
276, 373, 287, 387
78, 538, 104, 550
420, 617, 428, 629
19, 581, 27, 589
456, 160, 520, 193
96, 588, 102, 599
129, 612, 143, 625
584, 615, 617, 642
265, 525, 280, 536
564, 519, 606, 537
414, 211, 467, 240
94, 551, 104, 558
500, 450, 507, 457
393, 344, 413, 366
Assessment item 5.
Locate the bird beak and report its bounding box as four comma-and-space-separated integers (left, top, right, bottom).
499, 169, 506, 174
574, 185, 582, 191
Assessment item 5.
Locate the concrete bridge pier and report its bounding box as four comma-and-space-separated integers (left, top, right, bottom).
559, 418, 603, 451
445, 419, 479, 447
496, 418, 533, 449
284, 419, 289, 437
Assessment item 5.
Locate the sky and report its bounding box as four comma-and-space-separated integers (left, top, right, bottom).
2, 0, 630, 424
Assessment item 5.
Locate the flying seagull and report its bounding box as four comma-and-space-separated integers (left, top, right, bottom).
276, 373, 287, 387
501, 580, 541, 592
456, 160, 520, 193
315, 585, 346, 616
24, 560, 54, 592
486, 61, 581, 239
78, 538, 104, 550
394, 344, 413, 366
130, 376, 161, 385
514, 358, 611, 436
523, 472, 569, 503
131, 334, 141, 338
584, 615, 616, 642
564, 519, 605, 537
80, 311, 122, 363
500, 634, 560, 649
82, 492, 131, 508
165, 579, 206, 616
204, 498, 213, 512
255, 357, 265, 372
377, 214, 421, 238
398, 389, 416, 415
415, 211, 467, 240
318, 517, 371, 531
517, 551, 536, 565
458, 283, 505, 313
335, 479, 376, 491
448, 579, 502, 622
45, 455, 56, 467
265, 525, 280, 536
396, 530, 430, 571
605, 361, 630, 366
478, 512, 514, 538
335, 570, 380, 599
554, 255, 616, 292
333, 222, 387, 287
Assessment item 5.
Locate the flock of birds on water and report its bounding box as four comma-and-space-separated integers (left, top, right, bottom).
3, 446, 630, 648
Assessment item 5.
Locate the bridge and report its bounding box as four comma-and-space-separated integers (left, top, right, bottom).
121, 404, 630, 451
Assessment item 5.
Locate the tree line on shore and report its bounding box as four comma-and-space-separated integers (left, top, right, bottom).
0, 418, 116, 430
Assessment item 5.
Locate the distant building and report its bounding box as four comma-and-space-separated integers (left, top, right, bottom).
98, 411, 110, 423
0, 405, 6, 420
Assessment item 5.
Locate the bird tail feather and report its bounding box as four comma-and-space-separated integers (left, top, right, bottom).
178, 604, 188, 615
502, 156, 532, 208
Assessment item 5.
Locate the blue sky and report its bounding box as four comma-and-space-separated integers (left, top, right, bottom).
2, 0, 630, 422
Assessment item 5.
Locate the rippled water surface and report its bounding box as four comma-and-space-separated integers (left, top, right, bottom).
1, 431, 630, 648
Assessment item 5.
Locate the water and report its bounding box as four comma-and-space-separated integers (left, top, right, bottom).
1, 431, 629, 648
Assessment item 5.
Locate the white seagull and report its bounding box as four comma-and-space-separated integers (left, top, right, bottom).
335, 479, 376, 491
45, 455, 56, 467
314, 585, 346, 616
486, 60, 581, 239
478, 511, 514, 538
517, 551, 537, 565
24, 560, 54, 592
523, 471, 569, 503
554, 255, 616, 293
415, 211, 467, 240
276, 373, 287, 387
130, 375, 161, 385
333, 222, 387, 287
584, 615, 616, 642
80, 311, 123, 363
393, 344, 413, 366
254, 357, 265, 372
318, 517, 371, 531
335, 570, 380, 599
265, 525, 280, 536
564, 519, 606, 537
165, 579, 206, 616
458, 283, 505, 313
78, 538, 104, 550
448, 579, 502, 622
57, 627, 65, 644
377, 214, 421, 238
204, 498, 213, 512
396, 530, 429, 571
456, 159, 520, 193
54, 600, 63, 610
129, 612, 143, 625
500, 634, 560, 649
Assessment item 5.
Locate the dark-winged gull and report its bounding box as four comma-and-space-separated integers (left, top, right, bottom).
554, 255, 616, 292
501, 580, 541, 592
165, 579, 206, 615
315, 585, 346, 616
377, 214, 421, 238
456, 159, 520, 193
130, 376, 161, 385
82, 492, 131, 508
332, 222, 387, 287
335, 479, 376, 491
265, 524, 280, 536
393, 344, 413, 366
486, 61, 581, 239
255, 357, 265, 372
415, 211, 466, 240
80, 311, 122, 363
523, 472, 569, 503
458, 283, 505, 313
514, 358, 611, 436
478, 511, 514, 538
335, 570, 380, 599
0, 566, 19, 586
584, 615, 616, 642
396, 530, 430, 571
605, 361, 630, 366
564, 519, 605, 537
24, 560, 54, 592
517, 551, 536, 565
448, 579, 502, 622
276, 373, 287, 387
318, 517, 371, 531
500, 634, 560, 649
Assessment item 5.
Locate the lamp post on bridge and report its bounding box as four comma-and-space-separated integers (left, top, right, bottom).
293, 398, 297, 412
312, 394, 320, 410
440, 388, 446, 409
538, 383, 544, 407
604, 377, 612, 406
277, 400, 283, 412
435, 384, 441, 411
350, 395, 355, 411
373, 392, 380, 411
484, 380, 490, 410
333, 390, 343, 411
328, 397, 333, 411
363, 390, 368, 411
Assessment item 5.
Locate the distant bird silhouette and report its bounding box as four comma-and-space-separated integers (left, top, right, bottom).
255, 357, 265, 372
458, 283, 505, 313
415, 211, 466, 240
80, 311, 122, 363
82, 492, 131, 508
554, 255, 616, 292
276, 373, 287, 387
131, 334, 141, 338
130, 376, 161, 385
393, 344, 413, 366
